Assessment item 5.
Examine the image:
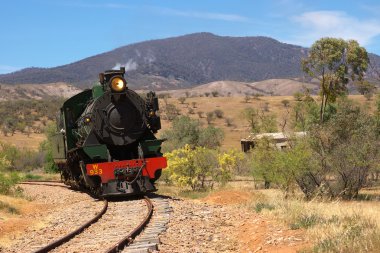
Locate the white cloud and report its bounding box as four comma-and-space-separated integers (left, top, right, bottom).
154, 7, 250, 22
290, 11, 380, 47
0, 65, 22, 74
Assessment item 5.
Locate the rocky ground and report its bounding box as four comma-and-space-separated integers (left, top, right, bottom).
0, 183, 104, 253
0, 186, 309, 253
159, 191, 309, 253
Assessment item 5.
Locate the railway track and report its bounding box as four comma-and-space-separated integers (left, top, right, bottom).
14, 181, 170, 253
19, 180, 69, 188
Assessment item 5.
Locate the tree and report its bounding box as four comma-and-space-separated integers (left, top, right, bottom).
165, 104, 180, 121
292, 99, 319, 131
161, 116, 201, 150
281, 99, 290, 108
260, 113, 278, 133
198, 126, 224, 149
241, 107, 278, 133
178, 97, 186, 104
225, 117, 234, 127
3, 118, 16, 136
241, 107, 261, 133
40, 122, 59, 173
355, 80, 376, 100
206, 112, 215, 124
302, 38, 369, 122
249, 137, 277, 189
211, 91, 219, 97
293, 92, 303, 101
250, 137, 316, 195
214, 109, 224, 118
161, 116, 224, 151
305, 99, 379, 199
243, 95, 251, 103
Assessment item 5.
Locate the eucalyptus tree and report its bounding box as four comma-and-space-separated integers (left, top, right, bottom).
302, 38, 369, 122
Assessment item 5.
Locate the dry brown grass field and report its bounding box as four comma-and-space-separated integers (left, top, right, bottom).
0, 132, 45, 151
0, 95, 375, 151
159, 94, 375, 150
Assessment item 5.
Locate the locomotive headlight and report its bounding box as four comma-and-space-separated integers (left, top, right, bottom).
110, 77, 127, 92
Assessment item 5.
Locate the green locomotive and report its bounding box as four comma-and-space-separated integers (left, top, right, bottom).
52, 67, 166, 197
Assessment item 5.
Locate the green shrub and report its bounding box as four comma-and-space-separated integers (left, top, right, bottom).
39, 123, 59, 173
0, 142, 44, 172
24, 173, 43, 180
0, 172, 22, 195
290, 213, 321, 229
161, 116, 224, 152
254, 202, 275, 213
164, 146, 242, 191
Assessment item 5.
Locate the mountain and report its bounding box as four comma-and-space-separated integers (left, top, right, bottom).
0, 33, 309, 89
1, 32, 379, 90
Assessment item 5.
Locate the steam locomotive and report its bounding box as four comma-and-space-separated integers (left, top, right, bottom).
52, 67, 167, 197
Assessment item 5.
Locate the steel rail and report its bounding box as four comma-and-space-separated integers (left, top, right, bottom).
105, 196, 154, 253
19, 181, 68, 188
32, 199, 108, 253
23, 180, 62, 183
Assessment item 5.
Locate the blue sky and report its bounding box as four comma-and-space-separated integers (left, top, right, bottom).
1, 0, 380, 74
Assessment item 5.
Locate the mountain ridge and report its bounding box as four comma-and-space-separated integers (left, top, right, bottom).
1, 32, 379, 90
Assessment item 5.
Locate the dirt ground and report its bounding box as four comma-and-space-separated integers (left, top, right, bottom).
200, 190, 310, 253
0, 194, 51, 247
1, 187, 310, 252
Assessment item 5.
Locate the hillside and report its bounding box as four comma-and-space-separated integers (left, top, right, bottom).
0, 83, 81, 101
156, 78, 319, 98
1, 95, 374, 151
0, 33, 310, 89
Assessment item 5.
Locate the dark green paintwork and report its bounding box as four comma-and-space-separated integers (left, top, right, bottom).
92, 84, 104, 98
140, 139, 164, 155
62, 89, 92, 150
83, 145, 108, 160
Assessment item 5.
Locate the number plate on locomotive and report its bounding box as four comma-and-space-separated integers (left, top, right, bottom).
88, 164, 103, 175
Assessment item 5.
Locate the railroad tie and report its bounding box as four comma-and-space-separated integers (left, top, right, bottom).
123, 197, 171, 253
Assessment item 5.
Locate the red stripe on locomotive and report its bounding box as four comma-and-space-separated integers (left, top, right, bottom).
85, 157, 167, 183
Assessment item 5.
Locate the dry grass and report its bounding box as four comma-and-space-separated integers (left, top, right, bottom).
243, 189, 380, 253
157, 180, 380, 252
0, 132, 45, 151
